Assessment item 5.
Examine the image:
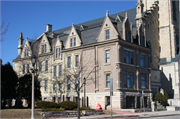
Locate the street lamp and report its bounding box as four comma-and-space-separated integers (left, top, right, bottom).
31, 55, 36, 119
83, 77, 86, 107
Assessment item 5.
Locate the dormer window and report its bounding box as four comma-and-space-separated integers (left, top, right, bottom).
41, 44, 47, 54
55, 48, 61, 58
126, 30, 131, 42
106, 30, 110, 40
70, 38, 76, 47
24, 49, 29, 57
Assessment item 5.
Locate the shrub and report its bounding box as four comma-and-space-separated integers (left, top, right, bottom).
35, 101, 61, 109
40, 108, 64, 112
154, 91, 169, 106
73, 107, 95, 111
60, 101, 77, 110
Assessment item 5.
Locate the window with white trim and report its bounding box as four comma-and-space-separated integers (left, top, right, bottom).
55, 48, 61, 58
105, 50, 110, 63
24, 49, 29, 57
54, 66, 57, 77
106, 74, 110, 88
67, 77, 71, 90
41, 44, 47, 54
141, 76, 146, 89
67, 56, 71, 68
59, 65, 62, 76
53, 84, 56, 91
23, 64, 25, 74
75, 55, 79, 67
45, 80, 48, 91
70, 38, 76, 47
106, 30, 110, 40
45, 60, 48, 71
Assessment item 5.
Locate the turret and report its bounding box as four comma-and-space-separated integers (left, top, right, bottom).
18, 32, 24, 55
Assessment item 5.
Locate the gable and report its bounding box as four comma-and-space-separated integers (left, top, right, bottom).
21, 37, 32, 58
65, 24, 82, 49
97, 11, 119, 42
38, 33, 51, 54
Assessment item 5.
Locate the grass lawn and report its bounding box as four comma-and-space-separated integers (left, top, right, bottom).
1, 108, 115, 118
1, 108, 44, 118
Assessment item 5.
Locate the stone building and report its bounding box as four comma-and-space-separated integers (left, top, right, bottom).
13, 0, 180, 110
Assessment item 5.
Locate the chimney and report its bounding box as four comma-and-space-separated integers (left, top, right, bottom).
46, 24, 52, 32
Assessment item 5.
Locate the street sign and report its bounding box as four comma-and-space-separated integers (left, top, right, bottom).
110, 78, 113, 96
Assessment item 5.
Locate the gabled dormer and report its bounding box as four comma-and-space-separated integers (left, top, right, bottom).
54, 35, 62, 59
115, 15, 123, 23
65, 23, 81, 49
138, 23, 146, 47
21, 37, 32, 58
38, 33, 51, 55
123, 12, 132, 42
97, 10, 119, 42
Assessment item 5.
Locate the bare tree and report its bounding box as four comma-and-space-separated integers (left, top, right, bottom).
60, 51, 97, 119
0, 14, 10, 42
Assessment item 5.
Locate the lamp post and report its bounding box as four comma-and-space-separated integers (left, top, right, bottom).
31, 55, 36, 119
83, 77, 86, 107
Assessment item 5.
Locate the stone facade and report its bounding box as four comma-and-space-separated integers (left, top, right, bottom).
13, 0, 180, 109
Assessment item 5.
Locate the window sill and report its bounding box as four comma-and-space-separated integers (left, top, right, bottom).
104, 88, 110, 91
104, 63, 111, 66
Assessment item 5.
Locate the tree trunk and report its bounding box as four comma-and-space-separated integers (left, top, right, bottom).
77, 92, 80, 119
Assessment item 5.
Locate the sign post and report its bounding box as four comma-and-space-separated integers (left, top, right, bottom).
110, 78, 113, 118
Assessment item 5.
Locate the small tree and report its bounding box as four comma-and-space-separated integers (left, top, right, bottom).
154, 91, 169, 106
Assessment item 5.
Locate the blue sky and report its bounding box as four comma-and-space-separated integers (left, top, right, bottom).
1, 0, 137, 66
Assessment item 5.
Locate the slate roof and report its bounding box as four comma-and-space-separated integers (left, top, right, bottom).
47, 8, 136, 47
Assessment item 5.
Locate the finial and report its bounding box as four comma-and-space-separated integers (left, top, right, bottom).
19, 32, 24, 39
26, 37, 28, 40
125, 11, 128, 18
72, 23, 74, 26
106, 10, 109, 17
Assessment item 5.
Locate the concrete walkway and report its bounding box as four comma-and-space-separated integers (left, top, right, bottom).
53, 110, 180, 119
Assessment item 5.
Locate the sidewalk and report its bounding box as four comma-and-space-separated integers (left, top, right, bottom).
52, 110, 180, 119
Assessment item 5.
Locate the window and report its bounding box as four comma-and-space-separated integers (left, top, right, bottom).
27, 64, 29, 73
45, 80, 48, 91
66, 97, 70, 101
106, 74, 110, 88
75, 55, 79, 67
44, 98, 47, 101
140, 54, 145, 67
54, 66, 56, 77
106, 30, 110, 40
23, 64, 25, 74
124, 74, 134, 88
124, 50, 133, 64
106, 96, 110, 106
126, 30, 131, 42
176, 36, 179, 54
70, 38, 76, 47
141, 76, 146, 89
67, 56, 71, 68
53, 84, 56, 91
59, 65, 62, 76
67, 78, 71, 90
45, 60, 48, 71
24, 49, 29, 57
59, 83, 62, 91
56, 48, 61, 58
106, 50, 110, 63
39, 61, 42, 72
41, 44, 47, 54
140, 35, 145, 47
75, 77, 79, 90
172, 1, 177, 21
